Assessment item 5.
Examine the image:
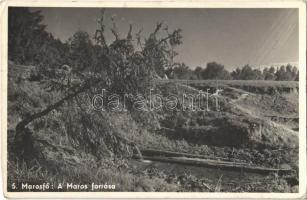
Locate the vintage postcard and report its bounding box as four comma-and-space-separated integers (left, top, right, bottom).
1, 0, 306, 199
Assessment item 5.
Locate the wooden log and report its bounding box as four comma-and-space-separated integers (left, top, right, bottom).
141, 155, 294, 175
141, 149, 246, 163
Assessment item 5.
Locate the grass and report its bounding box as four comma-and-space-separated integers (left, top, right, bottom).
7, 159, 179, 192
7, 61, 299, 192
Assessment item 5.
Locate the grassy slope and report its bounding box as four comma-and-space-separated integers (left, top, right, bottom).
7, 62, 299, 192
8, 62, 183, 192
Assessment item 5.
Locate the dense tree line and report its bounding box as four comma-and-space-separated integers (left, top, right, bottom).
170, 62, 299, 81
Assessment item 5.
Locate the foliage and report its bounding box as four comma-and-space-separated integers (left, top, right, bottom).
262, 67, 276, 80
170, 63, 195, 79
93, 13, 183, 96
67, 31, 97, 73
8, 8, 46, 64
201, 62, 232, 80
172, 63, 299, 81
8, 7, 68, 78
142, 23, 183, 78
275, 64, 298, 81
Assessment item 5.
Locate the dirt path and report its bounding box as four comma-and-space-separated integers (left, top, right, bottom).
230, 93, 249, 104
230, 92, 298, 134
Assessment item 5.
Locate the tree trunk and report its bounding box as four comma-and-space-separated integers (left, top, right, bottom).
14, 78, 101, 159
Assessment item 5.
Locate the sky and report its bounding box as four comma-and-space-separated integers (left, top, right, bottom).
31, 8, 298, 70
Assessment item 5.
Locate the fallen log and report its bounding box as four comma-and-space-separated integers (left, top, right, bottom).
141, 155, 294, 175
141, 149, 246, 163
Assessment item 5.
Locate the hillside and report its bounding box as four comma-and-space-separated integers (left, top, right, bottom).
8, 61, 299, 192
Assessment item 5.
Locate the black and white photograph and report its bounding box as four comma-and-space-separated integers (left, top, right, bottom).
2, 0, 306, 198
